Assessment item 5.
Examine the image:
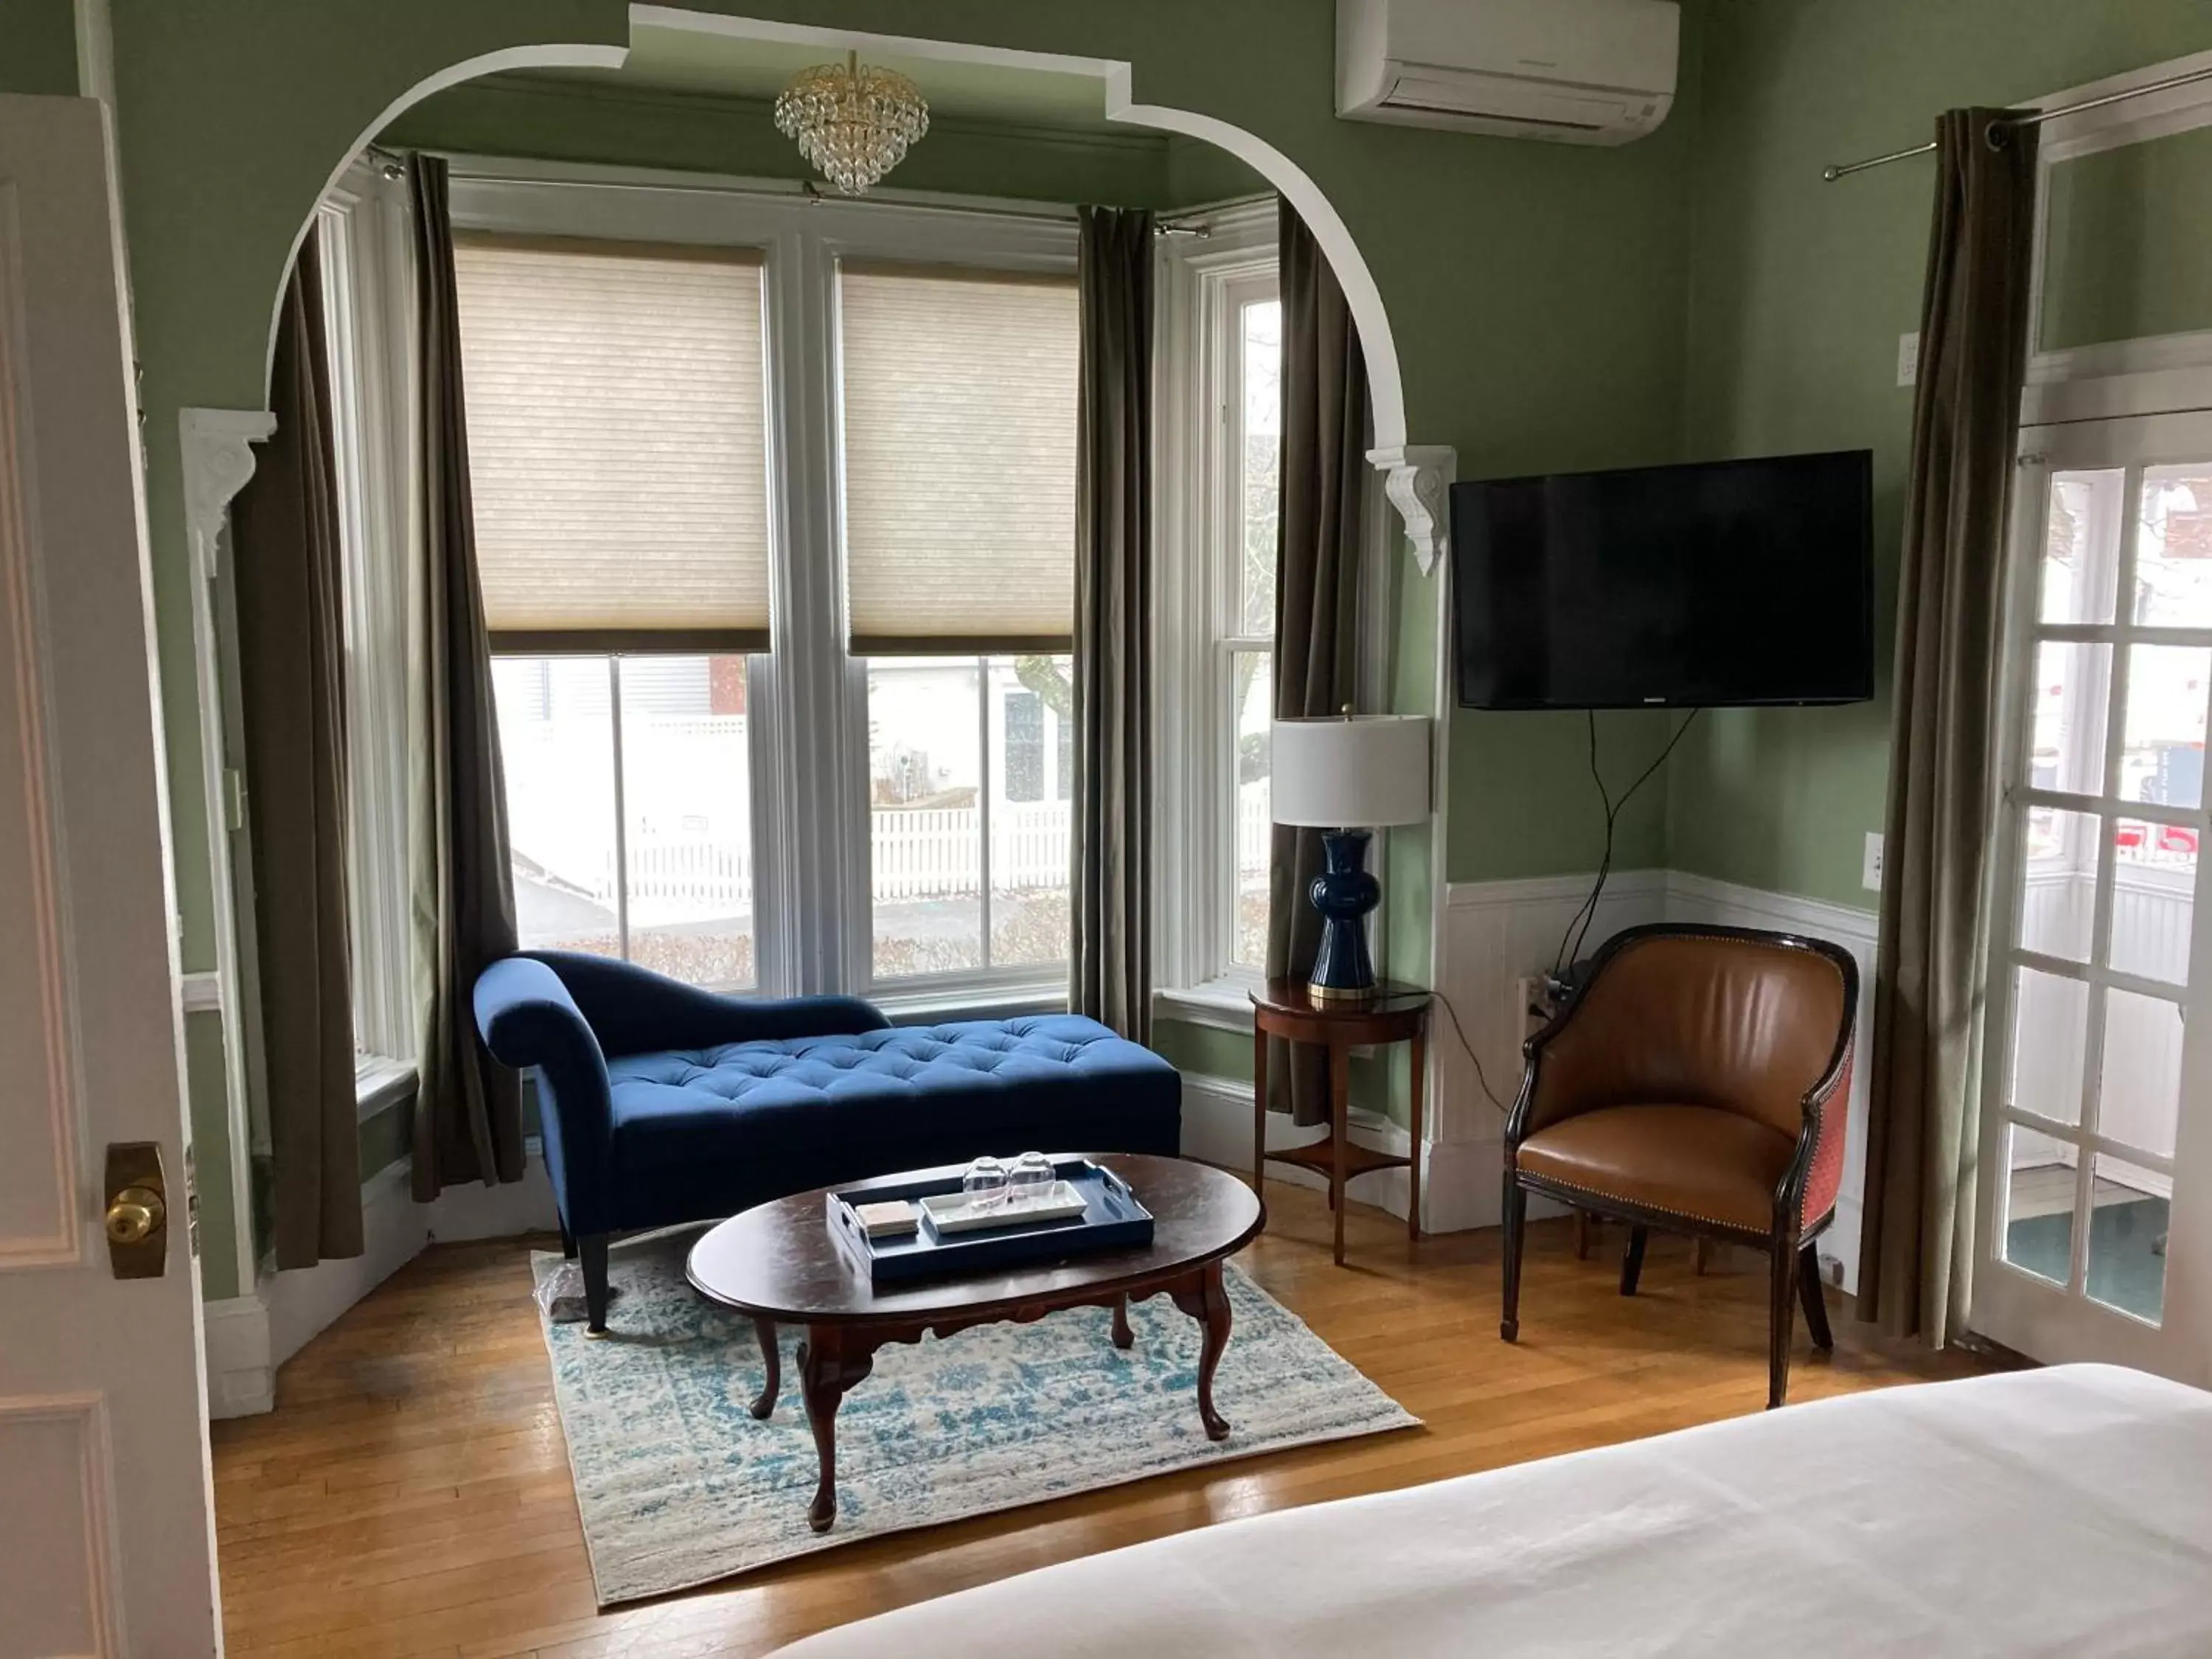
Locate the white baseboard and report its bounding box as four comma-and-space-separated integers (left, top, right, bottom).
201, 1294, 276, 1419
426, 1148, 558, 1242
1181, 1070, 1510, 1233
206, 1143, 557, 1420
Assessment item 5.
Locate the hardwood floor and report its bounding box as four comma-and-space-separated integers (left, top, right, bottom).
211, 1184, 1987, 1657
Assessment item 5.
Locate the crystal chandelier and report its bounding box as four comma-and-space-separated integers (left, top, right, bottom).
773, 51, 931, 197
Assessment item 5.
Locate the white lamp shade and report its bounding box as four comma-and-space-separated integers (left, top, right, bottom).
1270, 714, 1432, 828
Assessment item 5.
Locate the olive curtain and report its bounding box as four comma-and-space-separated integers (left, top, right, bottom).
1071, 206, 1155, 1042
232, 226, 364, 1269
1858, 110, 2042, 1344
408, 155, 526, 1199
1265, 203, 1372, 1126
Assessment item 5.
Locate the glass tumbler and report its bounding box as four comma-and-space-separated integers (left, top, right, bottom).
961, 1155, 1009, 1214
1007, 1152, 1056, 1208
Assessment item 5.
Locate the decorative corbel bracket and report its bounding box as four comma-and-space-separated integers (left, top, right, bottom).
179, 407, 276, 580
1367, 444, 1457, 575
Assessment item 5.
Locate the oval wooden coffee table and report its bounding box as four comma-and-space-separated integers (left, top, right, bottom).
686, 1153, 1264, 1534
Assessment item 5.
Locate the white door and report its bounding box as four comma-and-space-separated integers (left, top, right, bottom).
0, 97, 223, 1652
1975, 408, 2212, 1383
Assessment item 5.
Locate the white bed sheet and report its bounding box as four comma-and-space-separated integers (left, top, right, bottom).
778, 1366, 2212, 1658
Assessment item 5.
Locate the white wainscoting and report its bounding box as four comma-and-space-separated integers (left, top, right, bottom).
1428, 869, 1879, 1291
203, 1148, 557, 1419
1180, 1071, 1418, 1217
1428, 871, 1671, 1235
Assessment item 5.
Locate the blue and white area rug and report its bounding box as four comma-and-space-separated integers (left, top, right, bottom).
532, 1233, 1419, 1605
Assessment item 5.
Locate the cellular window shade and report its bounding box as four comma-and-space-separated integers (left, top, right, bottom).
453, 237, 771, 652
840, 263, 1079, 654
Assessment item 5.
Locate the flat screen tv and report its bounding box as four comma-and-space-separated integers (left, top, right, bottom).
1451, 450, 1874, 710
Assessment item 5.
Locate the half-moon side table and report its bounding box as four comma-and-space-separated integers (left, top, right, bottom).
1251, 978, 1430, 1265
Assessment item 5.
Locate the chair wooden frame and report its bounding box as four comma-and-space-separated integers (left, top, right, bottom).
1499, 923, 1860, 1409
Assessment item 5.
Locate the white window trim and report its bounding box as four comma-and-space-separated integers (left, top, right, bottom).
319, 157, 420, 1085
1152, 199, 1393, 1032
2023, 49, 2212, 427
445, 156, 1080, 1009
1155, 200, 1276, 1023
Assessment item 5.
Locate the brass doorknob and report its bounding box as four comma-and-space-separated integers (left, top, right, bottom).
105, 1186, 165, 1245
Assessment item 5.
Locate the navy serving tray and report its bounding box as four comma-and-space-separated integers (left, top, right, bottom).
827, 1157, 1155, 1289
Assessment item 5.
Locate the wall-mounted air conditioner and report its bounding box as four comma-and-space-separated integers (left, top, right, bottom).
1337, 0, 1679, 146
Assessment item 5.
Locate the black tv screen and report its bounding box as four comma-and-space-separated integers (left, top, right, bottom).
1451, 450, 1874, 710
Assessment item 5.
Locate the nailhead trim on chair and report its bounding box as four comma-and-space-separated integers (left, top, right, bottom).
1514, 1168, 1751, 1236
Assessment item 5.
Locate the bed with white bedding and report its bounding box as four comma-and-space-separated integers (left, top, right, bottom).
778, 1366, 2212, 1658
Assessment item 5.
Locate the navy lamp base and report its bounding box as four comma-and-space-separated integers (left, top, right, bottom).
1307, 827, 1380, 1003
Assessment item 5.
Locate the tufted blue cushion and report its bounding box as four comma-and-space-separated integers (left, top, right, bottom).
605, 1015, 1178, 1184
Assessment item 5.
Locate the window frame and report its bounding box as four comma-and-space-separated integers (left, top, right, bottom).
860, 653, 1075, 1000
1152, 203, 1394, 1026
446, 159, 1079, 1010
490, 647, 765, 992
316, 159, 417, 1087
1154, 206, 1278, 1012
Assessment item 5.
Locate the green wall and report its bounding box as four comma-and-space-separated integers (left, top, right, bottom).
1151, 1021, 1253, 1080
2044, 123, 2212, 352
184, 1012, 240, 1301
1, 0, 77, 95
1667, 0, 2212, 911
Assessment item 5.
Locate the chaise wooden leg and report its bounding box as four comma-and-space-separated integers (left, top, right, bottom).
579, 1234, 611, 1334
1575, 1209, 1593, 1261
1620, 1225, 1649, 1296
1500, 1174, 1527, 1342
1797, 1244, 1834, 1352
1692, 1237, 1711, 1276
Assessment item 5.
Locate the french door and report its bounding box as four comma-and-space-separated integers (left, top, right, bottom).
1976, 408, 2212, 1382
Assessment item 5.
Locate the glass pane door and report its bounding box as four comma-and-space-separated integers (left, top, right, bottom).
1976, 412, 2212, 1382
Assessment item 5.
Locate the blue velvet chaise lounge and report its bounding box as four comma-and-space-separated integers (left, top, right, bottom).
473, 950, 1182, 1330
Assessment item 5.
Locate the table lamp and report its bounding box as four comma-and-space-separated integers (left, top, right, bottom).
1270, 712, 1433, 1002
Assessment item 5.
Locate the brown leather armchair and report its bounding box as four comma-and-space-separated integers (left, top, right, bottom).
1500, 924, 1857, 1409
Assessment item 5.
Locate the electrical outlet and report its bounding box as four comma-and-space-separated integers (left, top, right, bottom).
1863, 831, 1884, 892
1896, 331, 1920, 388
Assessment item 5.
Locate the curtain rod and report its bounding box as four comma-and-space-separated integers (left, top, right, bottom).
363, 142, 1219, 236
1822, 60, 2212, 181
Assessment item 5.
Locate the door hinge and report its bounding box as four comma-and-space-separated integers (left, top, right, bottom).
223, 767, 246, 832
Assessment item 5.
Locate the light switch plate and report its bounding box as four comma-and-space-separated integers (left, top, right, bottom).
1863, 831, 1885, 892
1896, 332, 1920, 388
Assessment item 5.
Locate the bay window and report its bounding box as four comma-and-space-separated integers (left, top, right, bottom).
444, 171, 1079, 1006
1155, 201, 1290, 1002
456, 235, 769, 991
316, 159, 417, 1077
839, 262, 1079, 992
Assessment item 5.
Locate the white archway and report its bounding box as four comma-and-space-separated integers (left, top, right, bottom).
266, 40, 633, 386
265, 11, 1458, 565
